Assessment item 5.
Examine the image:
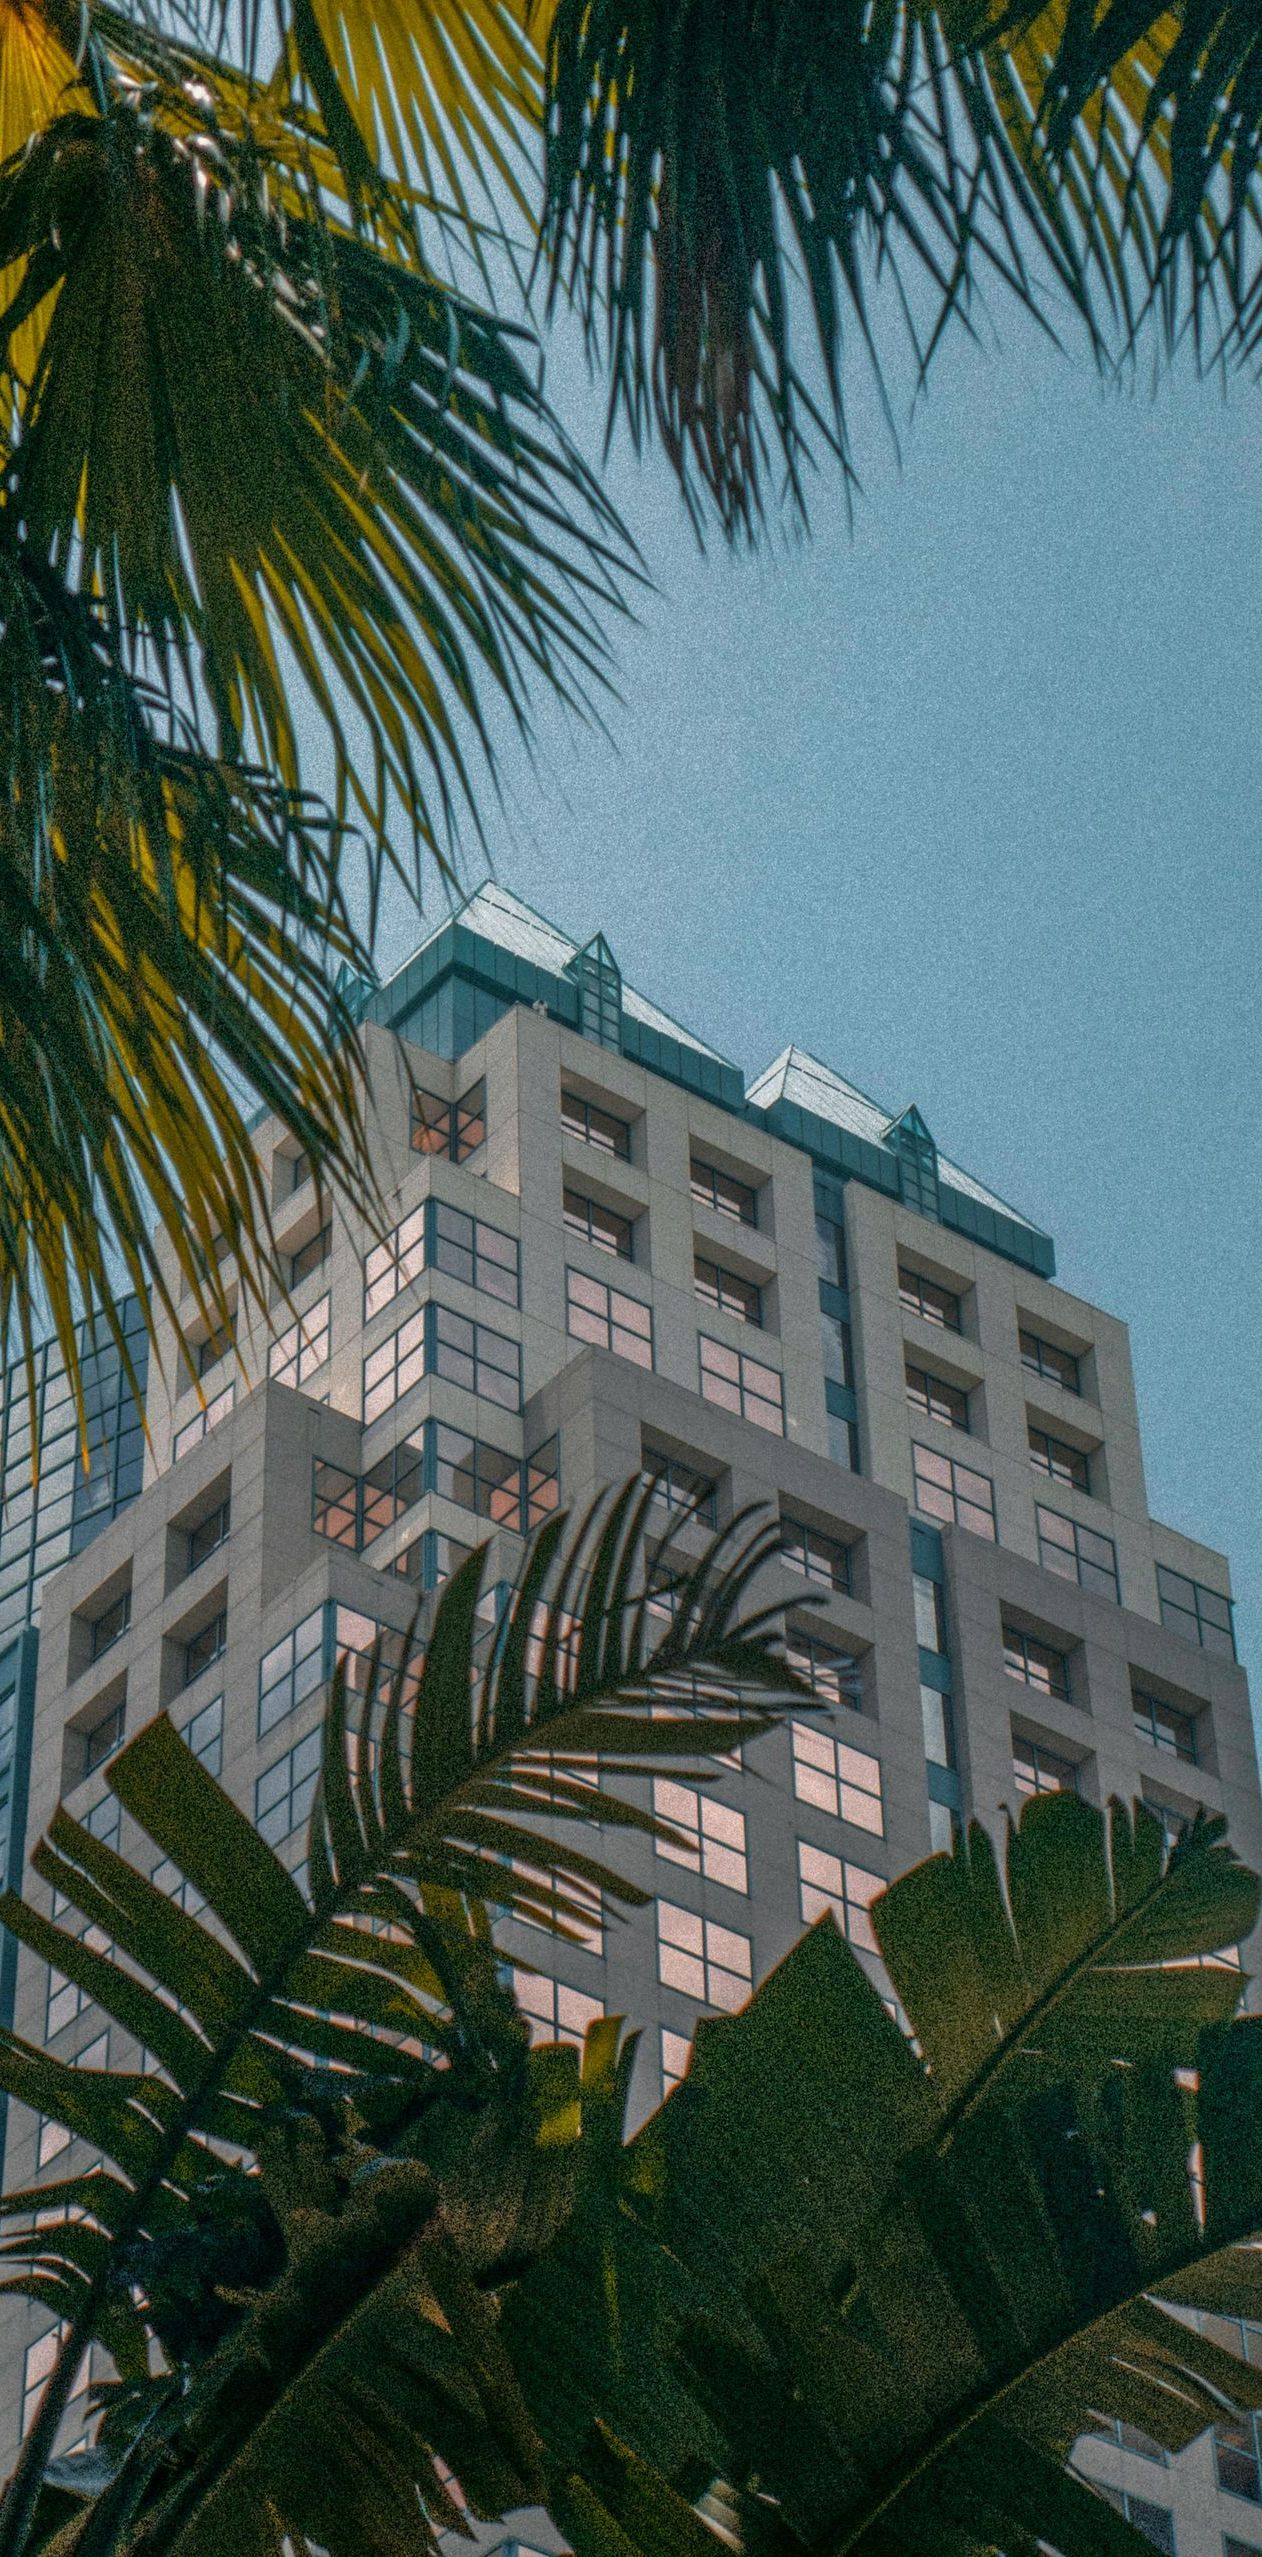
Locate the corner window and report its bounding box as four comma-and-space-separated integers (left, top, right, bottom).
267, 1295, 330, 1390
1036, 1505, 1118, 1600
898, 1265, 961, 1331
561, 1089, 632, 1160
691, 1158, 758, 1226
411, 1079, 485, 1162
1003, 1623, 1071, 1702
698, 1336, 783, 1434
180, 1692, 223, 1777
694, 1257, 761, 1326
906, 1364, 969, 1431
1028, 1425, 1090, 1492
259, 1606, 326, 1739
255, 1725, 322, 1847
172, 1381, 234, 1465
912, 1444, 995, 1541
194, 1320, 235, 1379
563, 1187, 634, 1260
1019, 1326, 1080, 1394
1156, 1564, 1236, 1659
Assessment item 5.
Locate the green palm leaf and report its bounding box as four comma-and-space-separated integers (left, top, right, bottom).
507, 1790, 1262, 2557
0, 1488, 809, 2557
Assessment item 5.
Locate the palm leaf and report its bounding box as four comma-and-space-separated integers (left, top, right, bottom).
0, 1490, 809, 2557
507, 1790, 1262, 2557
0, 87, 631, 881
0, 521, 384, 1430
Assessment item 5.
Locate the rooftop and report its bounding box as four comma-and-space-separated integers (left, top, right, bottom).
363, 884, 1054, 1278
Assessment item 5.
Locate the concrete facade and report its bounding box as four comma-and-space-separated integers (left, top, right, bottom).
0, 886, 1256, 2555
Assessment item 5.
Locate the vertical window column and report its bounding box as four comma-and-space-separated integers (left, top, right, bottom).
911, 1522, 961, 1852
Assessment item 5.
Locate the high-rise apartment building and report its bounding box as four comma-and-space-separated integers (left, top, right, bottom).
0, 885, 1255, 2555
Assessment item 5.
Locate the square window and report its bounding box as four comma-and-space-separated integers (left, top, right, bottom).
797, 1841, 883, 1949
566, 1268, 653, 1369
906, 1364, 969, 1431
699, 1336, 784, 1435
781, 1515, 851, 1595
694, 1258, 762, 1326
564, 1187, 634, 1260
656, 1900, 751, 2012
1012, 1731, 1079, 1798
791, 1723, 883, 1834
899, 1266, 961, 1331
561, 1090, 632, 1159
691, 1159, 758, 1226
1019, 1327, 1080, 1394
653, 1780, 748, 1891
1028, 1425, 1090, 1493
1133, 1686, 1199, 1764
1003, 1624, 1071, 1702
913, 1445, 996, 1541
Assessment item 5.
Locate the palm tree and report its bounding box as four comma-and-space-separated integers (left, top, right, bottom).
1, 0, 1252, 1420
0, 1490, 1261, 2557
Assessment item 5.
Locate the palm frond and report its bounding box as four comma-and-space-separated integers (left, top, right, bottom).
0, 520, 385, 1428
508, 1790, 1262, 2557
0, 72, 633, 882
0, 1488, 808, 2557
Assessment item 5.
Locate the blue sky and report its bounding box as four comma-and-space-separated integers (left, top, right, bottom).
381, 306, 1262, 1701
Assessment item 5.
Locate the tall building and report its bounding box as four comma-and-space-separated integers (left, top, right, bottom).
0, 885, 1256, 2555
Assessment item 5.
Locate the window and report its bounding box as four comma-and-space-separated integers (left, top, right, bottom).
512, 1971, 604, 2048
511, 1862, 604, 1952
194, 1322, 234, 1379
1019, 1327, 1080, 1394
791, 1725, 883, 1834
259, 1606, 325, 1738
913, 1573, 945, 1654
694, 1257, 762, 1326
83, 1696, 125, 1773
1012, 1732, 1079, 1797
182, 1611, 226, 1690
561, 1089, 632, 1159
256, 1725, 323, 1847
1157, 1564, 1236, 1659
287, 1221, 331, 1289
268, 1294, 330, 1389
905, 1364, 969, 1431
187, 1498, 231, 1574
899, 1266, 961, 1331
23, 2328, 90, 2440
363, 1311, 427, 1423
172, 1381, 234, 1465
913, 1444, 996, 1540
1217, 2393, 1262, 2503
827, 1403, 860, 1473
699, 1336, 784, 1434
563, 1187, 634, 1260
691, 1157, 758, 1225
646, 1449, 718, 1528
781, 1515, 851, 1595
1003, 1624, 1071, 1701
1036, 1505, 1119, 1600
435, 1425, 559, 1533
1028, 1425, 1090, 1492
928, 1800, 960, 1853
364, 1205, 426, 1318
921, 1684, 955, 1768
1092, 2487, 1175, 2553
653, 1780, 747, 1891
1133, 1687, 1199, 1763
281, 1147, 312, 1197
410, 1079, 485, 1161
433, 1306, 521, 1410
431, 1202, 520, 1305
566, 1268, 653, 1368
180, 1692, 223, 1776
797, 1842, 883, 1949
1102, 2419, 1167, 2463
785, 1628, 863, 1711
656, 1902, 752, 2012
661, 2026, 692, 2095
89, 1590, 130, 1660
815, 1212, 847, 1289
818, 1322, 852, 1405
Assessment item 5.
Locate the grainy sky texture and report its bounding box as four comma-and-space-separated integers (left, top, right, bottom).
382, 310, 1262, 1705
